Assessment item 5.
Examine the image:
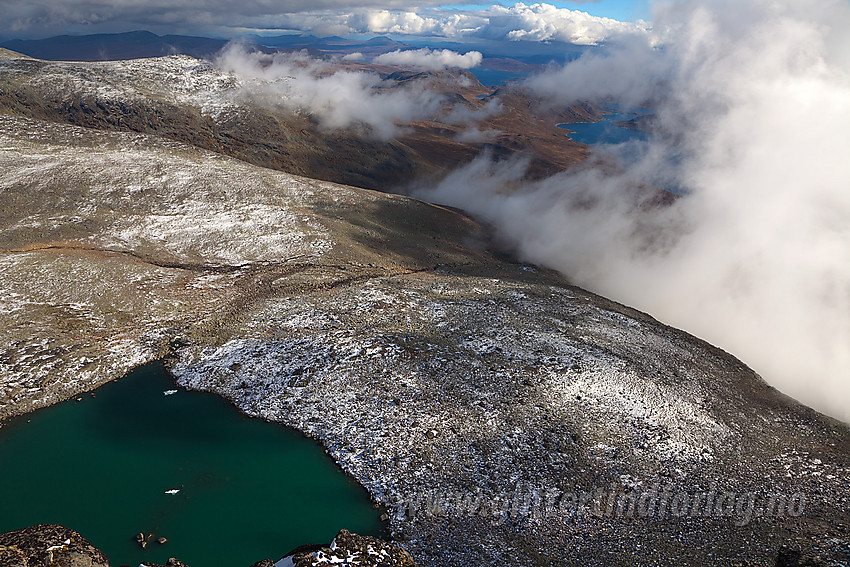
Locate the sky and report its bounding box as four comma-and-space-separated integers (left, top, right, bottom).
0, 0, 650, 41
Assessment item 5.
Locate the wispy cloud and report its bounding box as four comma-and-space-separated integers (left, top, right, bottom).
215, 44, 483, 139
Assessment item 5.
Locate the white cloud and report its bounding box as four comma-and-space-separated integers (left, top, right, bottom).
412, 0, 850, 422
374, 48, 482, 70
347, 10, 454, 36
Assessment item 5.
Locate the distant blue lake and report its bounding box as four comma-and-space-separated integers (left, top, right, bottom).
557, 106, 650, 146
0, 363, 383, 566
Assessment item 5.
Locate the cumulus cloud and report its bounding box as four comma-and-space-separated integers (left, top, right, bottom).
374, 48, 482, 70
215, 44, 478, 139
483, 3, 647, 44
344, 9, 461, 37
412, 0, 850, 422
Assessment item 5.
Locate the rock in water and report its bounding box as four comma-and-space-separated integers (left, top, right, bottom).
140, 558, 189, 567
0, 524, 109, 567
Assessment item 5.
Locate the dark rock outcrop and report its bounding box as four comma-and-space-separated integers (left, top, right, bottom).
0, 524, 109, 567
775, 545, 828, 567
291, 530, 415, 567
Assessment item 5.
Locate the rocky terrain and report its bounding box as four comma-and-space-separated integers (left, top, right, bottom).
0, 50, 849, 566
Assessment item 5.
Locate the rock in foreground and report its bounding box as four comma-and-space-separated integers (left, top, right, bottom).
0, 524, 109, 567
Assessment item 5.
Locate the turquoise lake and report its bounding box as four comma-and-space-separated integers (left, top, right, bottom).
0, 362, 384, 566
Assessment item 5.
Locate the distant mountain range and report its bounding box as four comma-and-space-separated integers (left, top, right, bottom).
0, 30, 588, 69
0, 31, 424, 62
0, 30, 228, 61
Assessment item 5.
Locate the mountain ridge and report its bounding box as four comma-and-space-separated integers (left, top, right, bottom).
0, 51, 597, 190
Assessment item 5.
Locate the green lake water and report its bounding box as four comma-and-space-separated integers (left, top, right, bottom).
0, 362, 384, 566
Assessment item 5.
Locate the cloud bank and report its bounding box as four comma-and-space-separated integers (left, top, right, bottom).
1, 1, 647, 45
374, 48, 482, 70
413, 0, 850, 421
0, 0, 448, 37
